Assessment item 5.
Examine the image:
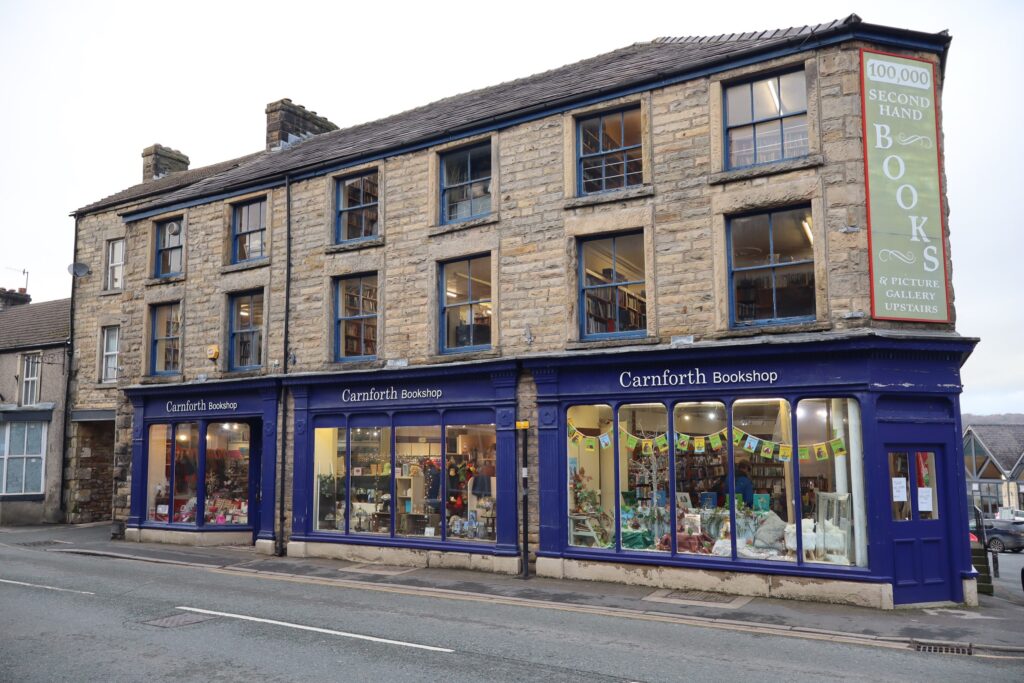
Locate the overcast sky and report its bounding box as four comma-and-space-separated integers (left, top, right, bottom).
0, 0, 1019, 414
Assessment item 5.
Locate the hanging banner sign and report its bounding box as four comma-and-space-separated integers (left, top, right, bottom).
861, 49, 949, 322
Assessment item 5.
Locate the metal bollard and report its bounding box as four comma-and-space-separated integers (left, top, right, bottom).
990, 548, 999, 578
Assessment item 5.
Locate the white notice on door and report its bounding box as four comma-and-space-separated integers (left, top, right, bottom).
891, 477, 908, 502
917, 487, 933, 512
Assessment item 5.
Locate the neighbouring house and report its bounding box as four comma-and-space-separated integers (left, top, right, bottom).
963, 423, 1024, 516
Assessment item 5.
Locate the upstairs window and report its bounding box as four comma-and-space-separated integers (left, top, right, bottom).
440, 255, 491, 352
441, 143, 491, 224
20, 354, 40, 405
230, 291, 264, 370
729, 206, 815, 326
336, 171, 379, 242
335, 274, 378, 360
155, 218, 184, 277
577, 107, 642, 194
579, 232, 646, 339
105, 238, 125, 290
151, 302, 181, 375
101, 326, 120, 383
232, 198, 267, 263
725, 71, 808, 169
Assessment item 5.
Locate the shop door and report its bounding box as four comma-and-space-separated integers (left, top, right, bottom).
247, 419, 262, 544
886, 444, 951, 604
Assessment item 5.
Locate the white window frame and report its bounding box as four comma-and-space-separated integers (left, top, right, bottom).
20, 353, 40, 405
106, 238, 125, 290
0, 422, 47, 495
101, 326, 120, 383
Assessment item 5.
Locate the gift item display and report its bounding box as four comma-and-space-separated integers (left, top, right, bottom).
566, 405, 615, 548
618, 403, 670, 552
673, 402, 730, 557
395, 426, 442, 539
204, 423, 251, 525
350, 426, 392, 534
446, 425, 497, 542
314, 427, 347, 531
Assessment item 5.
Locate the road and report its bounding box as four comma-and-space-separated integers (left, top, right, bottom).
1, 530, 1022, 682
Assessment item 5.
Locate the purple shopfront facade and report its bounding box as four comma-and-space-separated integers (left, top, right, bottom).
526, 333, 977, 606
125, 378, 280, 545
285, 361, 520, 565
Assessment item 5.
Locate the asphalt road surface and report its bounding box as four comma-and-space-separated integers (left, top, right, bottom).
1, 536, 1022, 682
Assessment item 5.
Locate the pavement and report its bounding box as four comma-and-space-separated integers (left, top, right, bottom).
3, 522, 1023, 655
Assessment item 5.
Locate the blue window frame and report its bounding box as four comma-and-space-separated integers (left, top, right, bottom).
729, 206, 815, 326
335, 274, 377, 360
440, 255, 491, 352
155, 218, 184, 277
150, 302, 181, 375
335, 171, 379, 243
229, 291, 264, 370
231, 198, 267, 263
440, 143, 491, 224
577, 107, 643, 195
725, 71, 808, 169
579, 232, 646, 340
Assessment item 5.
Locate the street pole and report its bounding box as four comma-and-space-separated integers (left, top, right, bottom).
517, 419, 530, 579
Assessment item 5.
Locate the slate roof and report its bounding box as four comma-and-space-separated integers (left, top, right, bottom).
0, 298, 71, 351
966, 424, 1024, 476
76, 14, 950, 218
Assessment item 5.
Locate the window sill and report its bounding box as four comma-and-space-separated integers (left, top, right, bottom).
563, 185, 654, 210
0, 494, 44, 502
566, 335, 661, 351
91, 382, 119, 390
430, 214, 498, 237
709, 155, 824, 186
325, 236, 385, 254
139, 374, 183, 385
221, 258, 270, 275
223, 368, 264, 378
427, 348, 500, 363
98, 289, 123, 297
145, 274, 186, 287
330, 358, 386, 371
713, 320, 833, 339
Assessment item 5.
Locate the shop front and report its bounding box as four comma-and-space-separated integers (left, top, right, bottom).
125, 379, 279, 546
286, 360, 519, 573
526, 333, 977, 608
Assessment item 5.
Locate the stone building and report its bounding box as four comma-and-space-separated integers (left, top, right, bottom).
67, 15, 977, 607
0, 295, 70, 524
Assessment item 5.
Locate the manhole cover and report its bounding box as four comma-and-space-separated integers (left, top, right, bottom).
143, 613, 218, 628
665, 590, 737, 603
16, 540, 65, 547
641, 588, 753, 609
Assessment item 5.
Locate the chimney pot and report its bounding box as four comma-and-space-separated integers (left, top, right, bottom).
142, 144, 190, 182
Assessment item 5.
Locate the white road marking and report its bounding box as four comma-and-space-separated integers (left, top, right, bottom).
0, 577, 96, 595
175, 606, 454, 653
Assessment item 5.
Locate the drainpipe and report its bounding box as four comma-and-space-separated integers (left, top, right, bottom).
276, 174, 293, 556
59, 216, 80, 518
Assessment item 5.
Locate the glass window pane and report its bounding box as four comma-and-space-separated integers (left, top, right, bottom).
471, 301, 492, 346
5, 457, 24, 493
622, 108, 641, 147
733, 269, 773, 322
394, 426, 443, 539
23, 456, 42, 493
625, 148, 643, 187
752, 77, 781, 120
0, 425, 6, 456
25, 423, 42, 455
362, 317, 377, 356
673, 402, 729, 557
444, 151, 469, 186
581, 157, 604, 193
582, 238, 613, 285
584, 288, 615, 335
618, 403, 669, 552
727, 125, 754, 168
732, 398, 795, 562
205, 422, 251, 525
731, 214, 771, 268
444, 260, 470, 304
468, 145, 491, 181
782, 115, 809, 159
614, 234, 644, 282
567, 405, 615, 548
774, 263, 815, 319
349, 426, 392, 534
446, 305, 472, 348
604, 155, 624, 190
580, 117, 601, 155
173, 423, 199, 524
147, 425, 171, 521
250, 293, 264, 327
470, 180, 491, 216
916, 451, 939, 521
469, 256, 491, 301
445, 184, 471, 221
754, 120, 782, 164
889, 451, 912, 521
617, 283, 646, 333
772, 208, 814, 263
155, 338, 180, 373
9, 423, 25, 455
235, 298, 251, 330
445, 424, 496, 542
601, 113, 623, 151
797, 399, 867, 566
779, 71, 807, 115
726, 83, 752, 127
314, 427, 347, 532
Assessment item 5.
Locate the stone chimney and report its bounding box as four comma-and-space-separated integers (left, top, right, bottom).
266, 99, 338, 151
142, 144, 190, 182
0, 287, 31, 312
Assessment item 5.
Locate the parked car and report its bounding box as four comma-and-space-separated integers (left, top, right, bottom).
970, 518, 1024, 553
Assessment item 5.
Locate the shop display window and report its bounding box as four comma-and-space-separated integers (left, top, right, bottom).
204, 423, 251, 526
673, 402, 729, 557
732, 399, 795, 562
349, 426, 392, 534
445, 424, 497, 542
395, 426, 442, 539
796, 399, 867, 566
618, 403, 670, 552
172, 424, 199, 523
313, 428, 347, 532
566, 405, 615, 548
147, 425, 172, 521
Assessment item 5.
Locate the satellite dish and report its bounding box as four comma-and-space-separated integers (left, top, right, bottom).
167, 221, 181, 236
67, 263, 91, 277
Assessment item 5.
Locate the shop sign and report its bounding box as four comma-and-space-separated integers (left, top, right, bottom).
861, 49, 950, 322
166, 399, 238, 413
618, 368, 779, 389
341, 386, 443, 403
